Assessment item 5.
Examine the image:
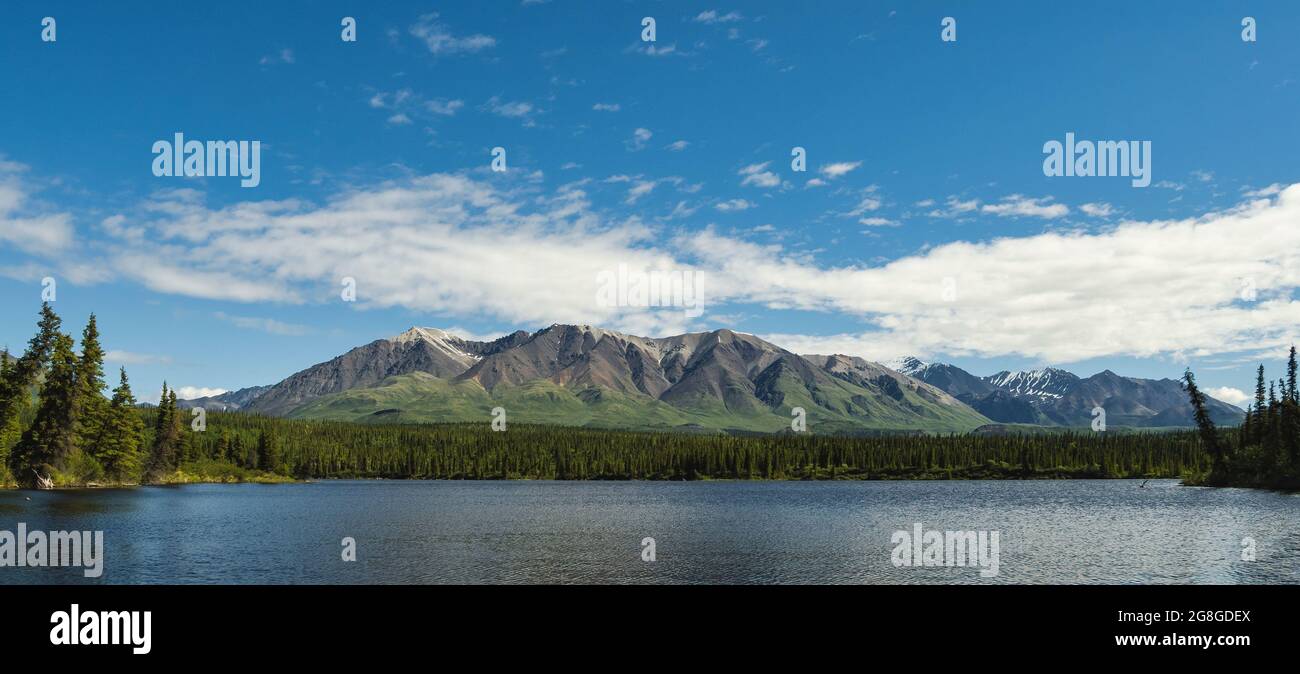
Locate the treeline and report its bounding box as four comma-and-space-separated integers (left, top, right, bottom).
1183, 350, 1300, 489
1, 304, 145, 487
0, 304, 284, 488
177, 410, 1214, 481
9, 303, 1281, 486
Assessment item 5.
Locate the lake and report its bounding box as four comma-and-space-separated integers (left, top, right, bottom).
1, 479, 1296, 584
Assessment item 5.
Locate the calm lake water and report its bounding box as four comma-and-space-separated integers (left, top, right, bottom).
1, 479, 1297, 584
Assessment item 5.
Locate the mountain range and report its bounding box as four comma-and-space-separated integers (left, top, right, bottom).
179, 325, 1244, 433
891, 357, 1244, 428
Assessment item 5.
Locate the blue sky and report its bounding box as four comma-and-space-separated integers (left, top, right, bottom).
1, 1, 1298, 405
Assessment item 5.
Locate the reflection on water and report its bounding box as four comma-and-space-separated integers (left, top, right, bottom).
0, 479, 1296, 585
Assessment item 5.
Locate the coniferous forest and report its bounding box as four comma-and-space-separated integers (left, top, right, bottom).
2, 304, 1296, 488
1183, 352, 1300, 490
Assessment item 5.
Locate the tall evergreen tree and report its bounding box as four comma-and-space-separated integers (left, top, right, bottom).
10, 333, 78, 485
0, 304, 62, 433
1181, 369, 1223, 472
257, 428, 282, 474
1287, 346, 1298, 403
74, 314, 110, 462
98, 368, 144, 480
146, 383, 180, 478
1253, 365, 1268, 444
0, 348, 22, 481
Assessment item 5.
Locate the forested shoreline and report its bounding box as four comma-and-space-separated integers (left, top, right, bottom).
4, 304, 1296, 488
0, 304, 287, 488
1182, 353, 1300, 490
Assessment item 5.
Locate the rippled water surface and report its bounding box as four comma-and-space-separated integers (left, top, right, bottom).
1, 479, 1296, 584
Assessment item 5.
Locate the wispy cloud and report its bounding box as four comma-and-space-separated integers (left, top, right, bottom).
105, 350, 173, 366
980, 195, 1068, 219
693, 10, 744, 24
409, 13, 496, 55
715, 198, 754, 212
626, 127, 653, 151
739, 161, 780, 188
214, 312, 313, 337
819, 161, 862, 179
259, 48, 295, 65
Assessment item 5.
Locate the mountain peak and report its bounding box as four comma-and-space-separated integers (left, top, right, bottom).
390, 326, 461, 345
886, 356, 929, 376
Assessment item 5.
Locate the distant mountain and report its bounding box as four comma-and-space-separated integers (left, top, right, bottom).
176, 385, 272, 412
898, 358, 1244, 428
186, 326, 1242, 433
246, 327, 529, 416
890, 357, 997, 398
261, 324, 992, 433
984, 368, 1078, 403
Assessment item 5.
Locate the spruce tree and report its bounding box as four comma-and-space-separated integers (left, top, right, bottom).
1182, 369, 1222, 472
10, 333, 78, 485
74, 314, 110, 463
146, 383, 179, 479
1253, 365, 1268, 445
257, 429, 281, 474
0, 304, 62, 433
1287, 346, 1298, 403
99, 368, 144, 480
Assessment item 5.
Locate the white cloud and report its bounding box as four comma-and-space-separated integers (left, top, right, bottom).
1080, 202, 1114, 217
259, 48, 295, 65
71, 171, 1300, 365
666, 140, 690, 151
484, 97, 535, 120
592, 103, 621, 112
1208, 386, 1249, 408
714, 198, 754, 212
425, 99, 464, 116
927, 196, 981, 217
409, 13, 496, 55
387, 113, 412, 126
626, 127, 653, 151
0, 163, 74, 255
105, 350, 173, 365
693, 10, 744, 24
214, 312, 312, 336
742, 187, 1300, 362
845, 194, 882, 216
859, 217, 897, 227
739, 161, 780, 188
1244, 183, 1284, 198
630, 43, 679, 57
819, 161, 862, 179
981, 195, 1068, 219
625, 180, 657, 204
174, 386, 229, 401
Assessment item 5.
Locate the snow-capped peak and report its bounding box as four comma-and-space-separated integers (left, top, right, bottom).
389, 327, 484, 363
886, 356, 929, 376
984, 367, 1078, 399
391, 326, 461, 345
